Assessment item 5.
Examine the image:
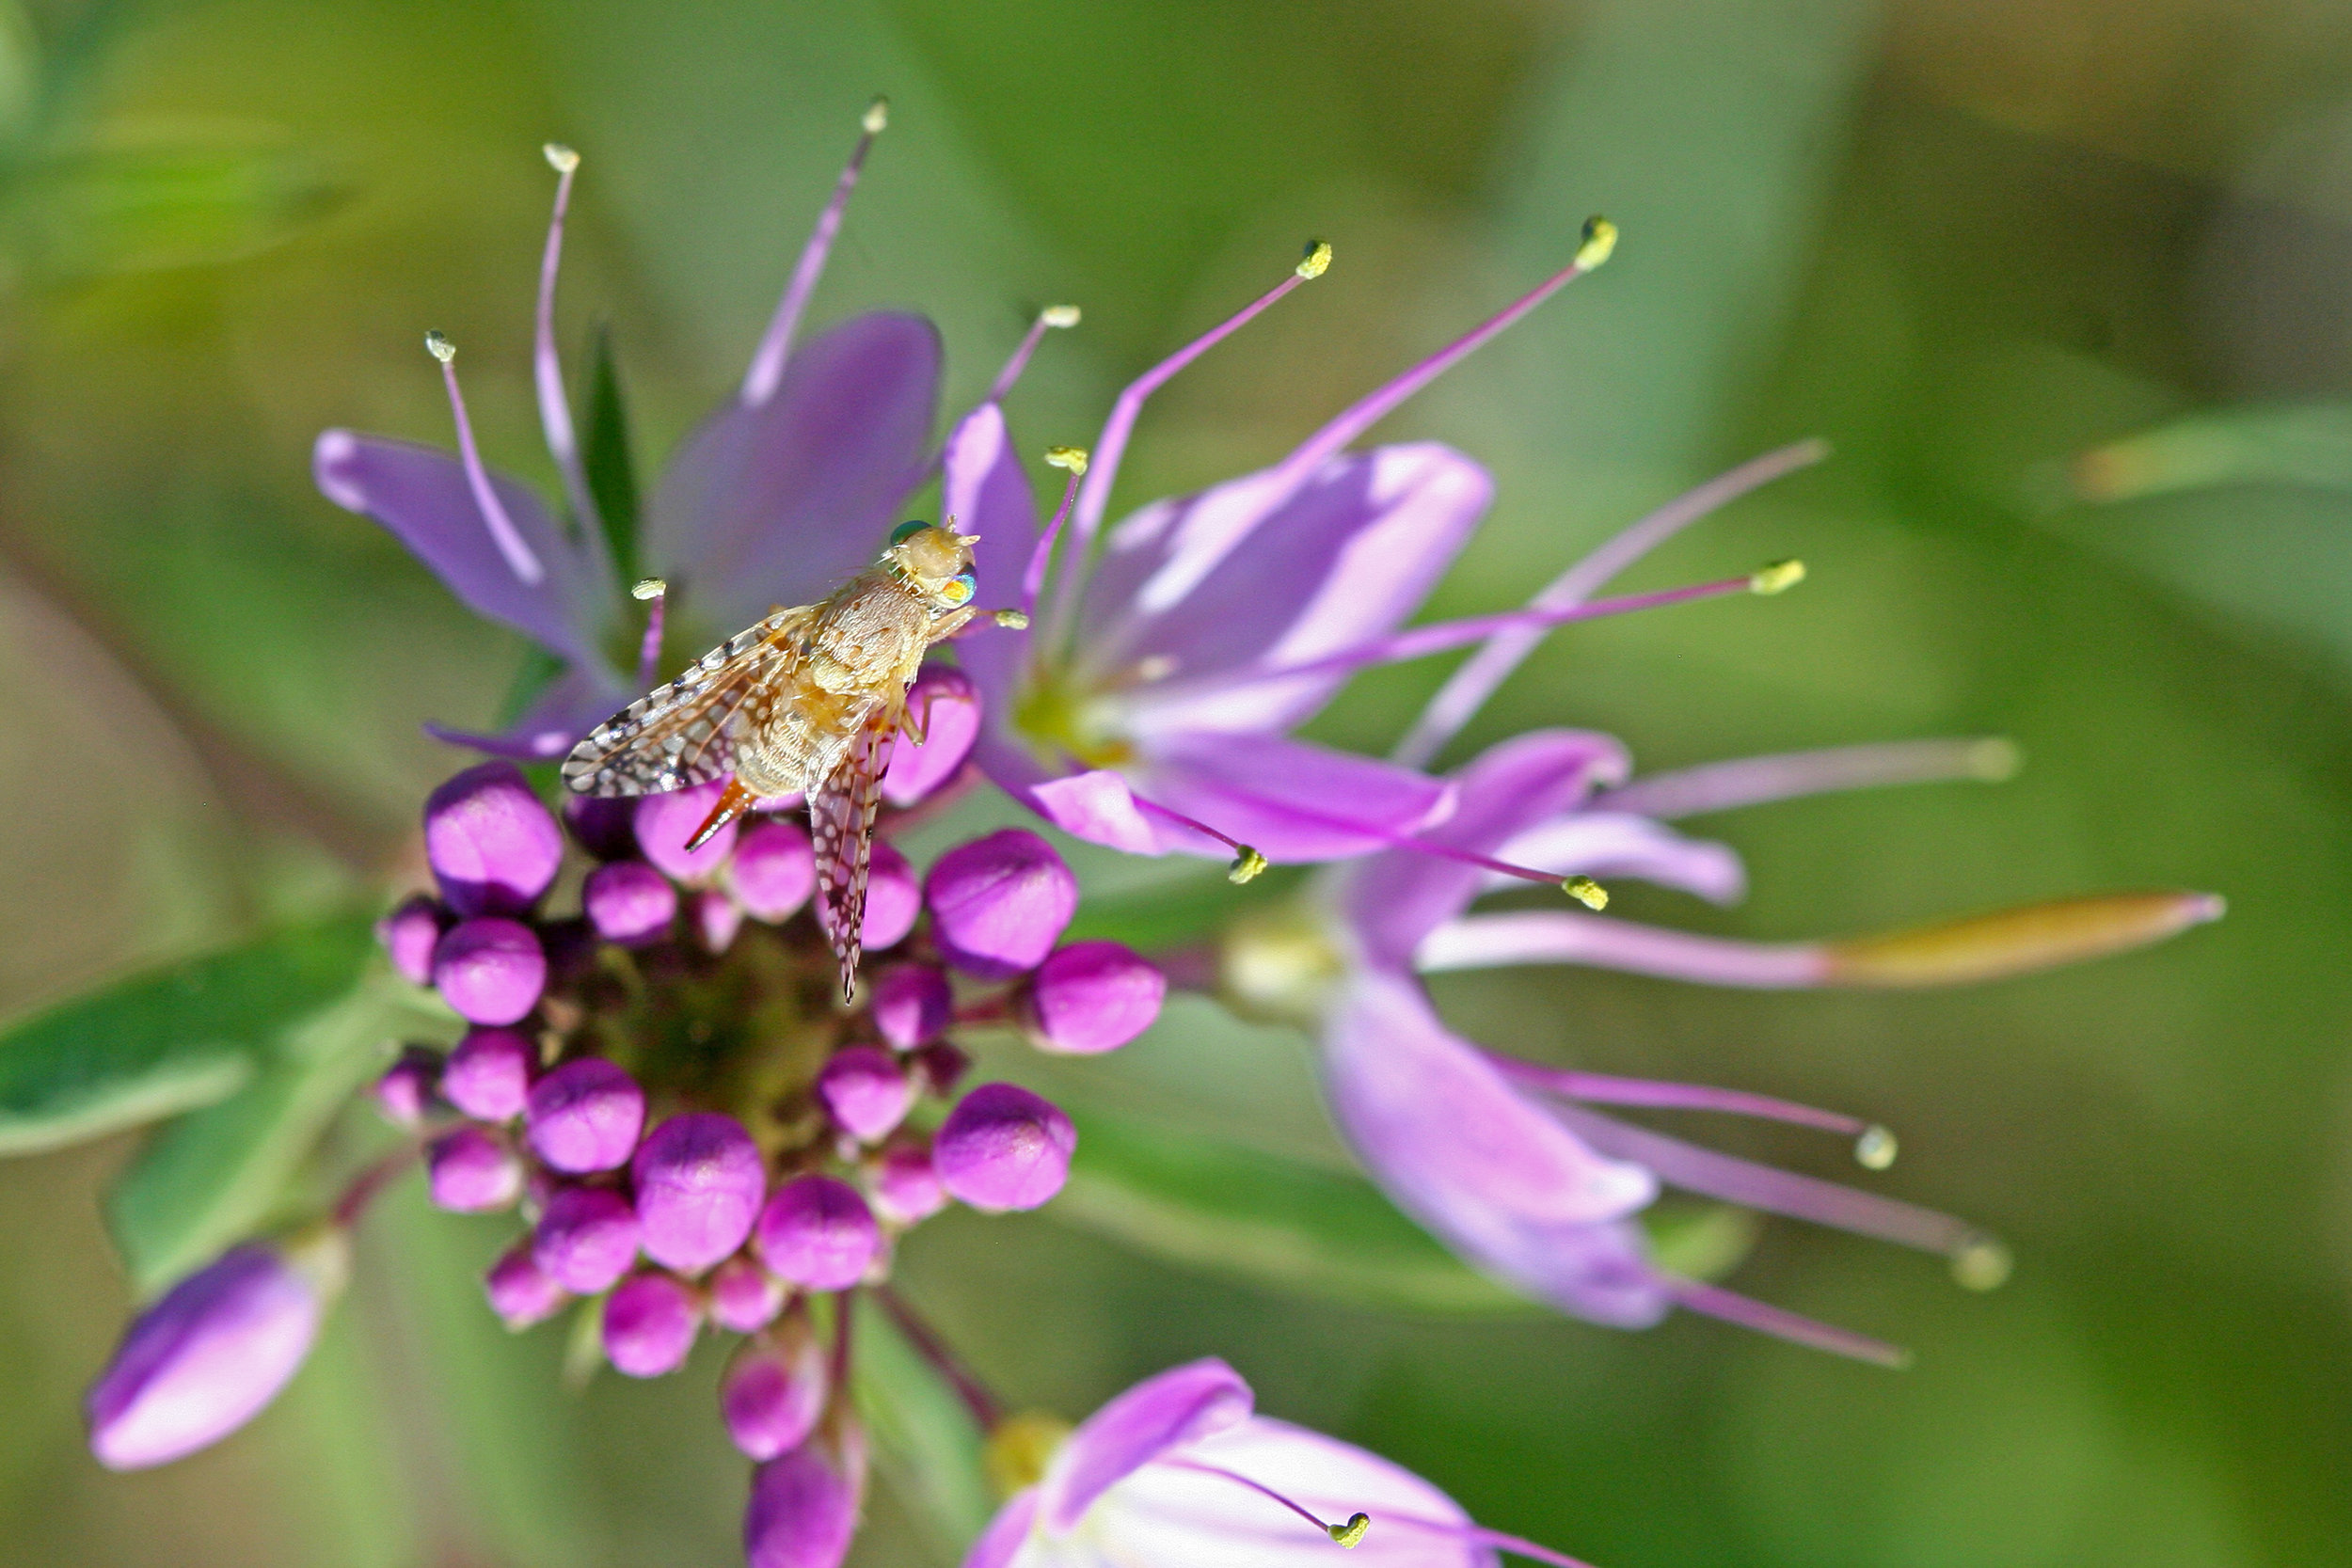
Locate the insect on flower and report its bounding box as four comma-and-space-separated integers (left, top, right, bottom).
560, 520, 1026, 999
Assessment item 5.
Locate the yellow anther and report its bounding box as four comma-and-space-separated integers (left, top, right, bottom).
1966, 736, 2023, 782
993, 609, 1031, 629
1327, 1513, 1371, 1549
1575, 215, 1618, 271
1854, 1125, 1898, 1170
863, 97, 890, 135
1040, 304, 1082, 328
1296, 240, 1333, 280
1563, 875, 1609, 911
1950, 1232, 2012, 1292
984, 1411, 1073, 1498
1749, 559, 1805, 594
543, 142, 580, 174
1229, 846, 1269, 884
1044, 445, 1089, 476
1824, 891, 2225, 989
424, 330, 455, 363
630, 578, 668, 601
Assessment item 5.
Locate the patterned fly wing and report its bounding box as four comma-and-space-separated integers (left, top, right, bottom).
561, 608, 812, 798
809, 697, 901, 1001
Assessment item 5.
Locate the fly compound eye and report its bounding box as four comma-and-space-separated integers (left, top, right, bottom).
941, 569, 975, 607
889, 519, 930, 546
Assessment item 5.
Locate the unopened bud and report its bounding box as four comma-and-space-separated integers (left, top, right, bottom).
722, 1316, 828, 1460
485, 1243, 568, 1329
707, 1255, 788, 1334
755, 1175, 880, 1291
583, 860, 678, 947
868, 963, 953, 1050
1574, 214, 1617, 271
633, 1113, 765, 1273
425, 761, 564, 915
526, 1057, 645, 1173
373, 1046, 440, 1127
533, 1184, 642, 1294
375, 894, 448, 985
442, 1025, 535, 1122
881, 665, 980, 807
1823, 891, 2226, 989
635, 779, 739, 880
934, 1083, 1074, 1212
868, 1138, 946, 1226
427, 1126, 525, 1212
1020, 941, 1166, 1054
817, 1046, 914, 1143
603, 1272, 701, 1377
1296, 240, 1333, 279
433, 918, 547, 1026
743, 1428, 865, 1568
924, 830, 1078, 978
1749, 559, 1805, 594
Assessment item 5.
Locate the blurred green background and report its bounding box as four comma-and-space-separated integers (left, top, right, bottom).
2, 0, 2347, 1562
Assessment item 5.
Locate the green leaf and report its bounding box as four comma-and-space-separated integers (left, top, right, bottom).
580, 323, 641, 583
1059, 865, 1301, 952
0, 916, 374, 1157
852, 1295, 994, 1560
1054, 1106, 1532, 1315
2073, 402, 2352, 503
104, 967, 445, 1295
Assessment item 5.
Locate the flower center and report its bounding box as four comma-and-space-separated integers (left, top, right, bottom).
1012, 663, 1133, 769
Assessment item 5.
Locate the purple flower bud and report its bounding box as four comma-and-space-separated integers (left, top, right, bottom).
85, 1238, 340, 1470
533, 1185, 642, 1294
882, 665, 980, 806
816, 1047, 913, 1143
692, 889, 746, 954
563, 794, 640, 861
868, 964, 952, 1050
526, 1058, 645, 1173
376, 895, 447, 985
636, 780, 739, 881
425, 761, 564, 916
582, 860, 678, 947
868, 1139, 946, 1226
1022, 942, 1167, 1055
484, 1243, 568, 1329
441, 1025, 535, 1121
744, 1430, 865, 1568
861, 842, 922, 951
721, 1318, 827, 1460
603, 1272, 702, 1377
373, 1046, 439, 1127
426, 1126, 524, 1212
707, 1255, 788, 1334
913, 1039, 972, 1097
923, 830, 1077, 978
755, 1175, 880, 1291
934, 1083, 1075, 1212
733, 819, 816, 922
433, 918, 547, 1026
633, 1113, 766, 1274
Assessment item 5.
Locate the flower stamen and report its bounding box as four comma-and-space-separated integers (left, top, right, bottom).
424, 331, 546, 585
742, 96, 889, 406
1020, 445, 1089, 621
631, 577, 668, 687
1161, 1457, 1370, 1547
988, 303, 1083, 405
534, 141, 602, 540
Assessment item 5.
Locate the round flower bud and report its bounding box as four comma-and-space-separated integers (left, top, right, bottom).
755, 1175, 879, 1291
85, 1236, 342, 1470
707, 1255, 788, 1334
692, 889, 745, 954
721, 1318, 827, 1460
526, 1058, 645, 1174
934, 1083, 1075, 1212
868, 1139, 946, 1226
881, 665, 980, 807
533, 1185, 642, 1294
441, 1025, 534, 1122
633, 1113, 766, 1274
1022, 942, 1166, 1054
744, 1433, 863, 1568
424, 761, 564, 916
484, 1243, 568, 1329
582, 860, 678, 947
816, 1047, 913, 1143
868, 964, 952, 1050
635, 780, 738, 882
433, 918, 547, 1026
924, 830, 1077, 978
563, 795, 640, 861
376, 895, 447, 985
861, 842, 922, 951
373, 1046, 440, 1127
603, 1272, 701, 1378
426, 1126, 524, 1212
732, 819, 816, 922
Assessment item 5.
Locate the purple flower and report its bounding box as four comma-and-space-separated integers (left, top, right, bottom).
582, 860, 678, 947
1021, 941, 1166, 1054
426, 1126, 525, 1212
533, 1184, 642, 1294
722, 1315, 829, 1461
85, 1235, 345, 1471
603, 1272, 702, 1377
755, 1175, 880, 1291
966, 1358, 1591, 1568
433, 917, 547, 1025
423, 761, 564, 915
315, 123, 943, 763
485, 1243, 568, 1330
745, 1425, 866, 1568
934, 1083, 1074, 1212
525, 1057, 645, 1174
633, 1113, 766, 1274
441, 1025, 534, 1122
924, 830, 1078, 979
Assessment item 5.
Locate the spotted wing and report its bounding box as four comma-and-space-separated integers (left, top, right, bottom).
560, 609, 812, 798
809, 695, 902, 1001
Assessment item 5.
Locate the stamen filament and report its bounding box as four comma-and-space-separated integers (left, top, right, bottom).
1268, 216, 1617, 495
874, 1285, 1002, 1428
330, 1141, 422, 1228
1161, 1459, 1370, 1547
1021, 447, 1089, 621
426, 332, 546, 585
1049, 245, 1332, 642
533, 142, 603, 544
988, 304, 1082, 405
1666, 1278, 1912, 1368
1486, 1054, 1871, 1136
1591, 736, 2019, 820
631, 577, 668, 688
1393, 438, 1829, 768
742, 97, 888, 406
1128, 793, 1267, 883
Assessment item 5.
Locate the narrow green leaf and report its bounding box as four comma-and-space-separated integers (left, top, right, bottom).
580, 323, 641, 583
852, 1296, 994, 1561
1054, 1107, 1531, 1316
105, 970, 445, 1294
11, 130, 344, 282
0, 916, 374, 1157
2073, 402, 2352, 503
